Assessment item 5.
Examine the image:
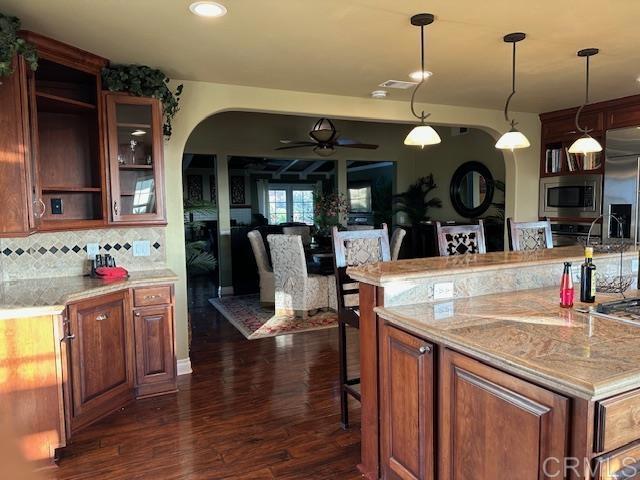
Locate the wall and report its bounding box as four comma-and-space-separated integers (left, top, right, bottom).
162, 80, 542, 364
0, 227, 166, 281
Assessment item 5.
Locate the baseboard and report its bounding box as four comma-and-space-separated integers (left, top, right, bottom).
177, 357, 193, 376
218, 286, 234, 297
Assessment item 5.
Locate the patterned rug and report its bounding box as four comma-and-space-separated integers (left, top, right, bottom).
209, 294, 338, 339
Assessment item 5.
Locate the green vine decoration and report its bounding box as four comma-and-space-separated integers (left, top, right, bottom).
102, 64, 183, 137
0, 13, 38, 78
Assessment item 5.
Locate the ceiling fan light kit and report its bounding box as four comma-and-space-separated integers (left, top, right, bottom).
568, 48, 603, 154
495, 32, 530, 151
404, 13, 441, 148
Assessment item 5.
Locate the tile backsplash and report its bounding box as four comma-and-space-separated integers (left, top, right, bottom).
0, 227, 166, 281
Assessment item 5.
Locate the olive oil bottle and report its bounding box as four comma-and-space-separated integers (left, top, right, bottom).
580, 247, 596, 303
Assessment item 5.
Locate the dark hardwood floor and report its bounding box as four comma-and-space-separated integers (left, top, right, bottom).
47, 276, 362, 479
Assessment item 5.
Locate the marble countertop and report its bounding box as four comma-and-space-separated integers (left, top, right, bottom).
376, 288, 640, 400
0, 269, 178, 319
348, 246, 638, 287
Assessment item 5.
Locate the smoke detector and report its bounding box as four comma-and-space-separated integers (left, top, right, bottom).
379, 80, 417, 89
371, 90, 388, 99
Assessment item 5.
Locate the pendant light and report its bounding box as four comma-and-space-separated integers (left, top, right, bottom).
568, 48, 602, 154
495, 33, 530, 151
404, 13, 441, 148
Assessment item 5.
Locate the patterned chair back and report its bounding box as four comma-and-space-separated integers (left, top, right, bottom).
282, 226, 312, 246
266, 234, 308, 286
390, 228, 407, 261
507, 218, 553, 251
332, 224, 391, 313
436, 221, 487, 256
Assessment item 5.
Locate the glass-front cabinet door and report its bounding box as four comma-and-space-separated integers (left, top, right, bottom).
105, 93, 166, 224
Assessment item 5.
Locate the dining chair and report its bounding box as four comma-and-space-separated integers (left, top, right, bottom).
332, 224, 391, 429
282, 226, 312, 247
345, 225, 374, 231
436, 220, 487, 256
267, 234, 329, 317
247, 230, 274, 306
507, 218, 553, 251
390, 227, 406, 261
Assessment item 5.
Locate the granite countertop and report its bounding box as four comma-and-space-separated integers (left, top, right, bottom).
376, 287, 640, 400
348, 245, 638, 287
0, 268, 178, 319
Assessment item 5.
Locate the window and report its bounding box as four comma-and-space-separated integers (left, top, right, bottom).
348, 185, 372, 213
267, 185, 315, 225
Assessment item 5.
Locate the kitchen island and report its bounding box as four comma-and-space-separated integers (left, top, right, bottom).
347, 246, 640, 480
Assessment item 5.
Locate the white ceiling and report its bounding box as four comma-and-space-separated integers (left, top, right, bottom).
4, 0, 640, 113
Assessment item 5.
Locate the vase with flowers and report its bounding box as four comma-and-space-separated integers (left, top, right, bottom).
313, 190, 348, 243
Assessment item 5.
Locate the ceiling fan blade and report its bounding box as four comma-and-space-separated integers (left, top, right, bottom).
337, 143, 379, 150
275, 144, 315, 151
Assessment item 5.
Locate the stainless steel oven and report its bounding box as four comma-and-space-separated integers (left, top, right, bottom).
539, 174, 602, 219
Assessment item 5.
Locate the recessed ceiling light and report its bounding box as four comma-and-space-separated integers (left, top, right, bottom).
409, 70, 433, 82
371, 90, 388, 99
189, 1, 227, 17
131, 129, 147, 136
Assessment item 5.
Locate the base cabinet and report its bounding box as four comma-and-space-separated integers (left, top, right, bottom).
380, 323, 434, 480
66, 291, 134, 434
440, 349, 569, 480
133, 305, 176, 397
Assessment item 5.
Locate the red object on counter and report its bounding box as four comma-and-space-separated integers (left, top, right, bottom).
560, 262, 574, 308
95, 266, 129, 280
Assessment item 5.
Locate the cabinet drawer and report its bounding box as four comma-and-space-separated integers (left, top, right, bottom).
607, 105, 640, 130
596, 389, 640, 453
594, 440, 640, 480
133, 286, 172, 307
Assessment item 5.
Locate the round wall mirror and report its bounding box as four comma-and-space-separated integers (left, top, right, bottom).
450, 161, 495, 218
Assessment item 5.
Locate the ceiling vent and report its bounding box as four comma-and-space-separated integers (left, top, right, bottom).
379, 80, 417, 89
451, 127, 470, 136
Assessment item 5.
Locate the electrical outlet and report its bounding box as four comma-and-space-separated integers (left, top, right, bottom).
132, 240, 150, 257
51, 198, 63, 214
433, 282, 454, 300
433, 301, 454, 320
86, 243, 100, 259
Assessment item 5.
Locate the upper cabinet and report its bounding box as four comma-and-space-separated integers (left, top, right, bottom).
0, 31, 167, 237
105, 94, 166, 224
24, 31, 108, 231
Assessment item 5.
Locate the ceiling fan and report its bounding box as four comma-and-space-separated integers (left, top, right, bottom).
275, 118, 379, 157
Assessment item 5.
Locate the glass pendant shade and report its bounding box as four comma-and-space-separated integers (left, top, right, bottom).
404, 125, 441, 147
495, 127, 530, 150
568, 134, 602, 154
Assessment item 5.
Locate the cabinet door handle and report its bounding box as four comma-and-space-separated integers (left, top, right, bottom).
113, 201, 119, 216
144, 294, 161, 300
34, 198, 46, 218
418, 345, 431, 355
134, 311, 141, 317
64, 333, 76, 341
96, 313, 108, 321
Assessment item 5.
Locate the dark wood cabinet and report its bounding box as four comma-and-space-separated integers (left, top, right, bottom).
66, 291, 135, 433
0, 56, 35, 236
133, 305, 176, 397
105, 93, 166, 225
380, 323, 434, 480
439, 349, 568, 480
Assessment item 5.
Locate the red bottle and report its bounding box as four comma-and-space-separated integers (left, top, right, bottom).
560, 262, 574, 308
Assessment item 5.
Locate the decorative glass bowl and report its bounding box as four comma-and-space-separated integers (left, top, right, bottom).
595, 272, 635, 294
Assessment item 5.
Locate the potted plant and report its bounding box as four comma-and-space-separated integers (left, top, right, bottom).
0, 13, 38, 79
393, 174, 442, 226
313, 190, 348, 244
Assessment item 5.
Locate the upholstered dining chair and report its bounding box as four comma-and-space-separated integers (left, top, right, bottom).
507, 218, 553, 251
332, 224, 391, 429
436, 220, 487, 256
282, 226, 312, 247
267, 234, 329, 317
247, 230, 274, 306
390, 227, 406, 261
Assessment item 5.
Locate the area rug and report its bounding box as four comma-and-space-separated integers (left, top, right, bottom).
209, 294, 338, 339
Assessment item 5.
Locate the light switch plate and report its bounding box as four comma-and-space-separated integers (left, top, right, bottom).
433, 282, 454, 300
132, 240, 150, 257
86, 243, 100, 259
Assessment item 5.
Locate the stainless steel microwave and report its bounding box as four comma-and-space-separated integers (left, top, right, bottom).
539, 174, 602, 219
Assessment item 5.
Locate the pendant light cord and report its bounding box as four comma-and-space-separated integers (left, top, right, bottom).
575, 55, 591, 134
503, 41, 517, 126
410, 25, 429, 123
